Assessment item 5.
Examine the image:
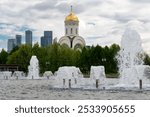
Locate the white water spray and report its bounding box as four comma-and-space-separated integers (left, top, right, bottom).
28, 56, 39, 79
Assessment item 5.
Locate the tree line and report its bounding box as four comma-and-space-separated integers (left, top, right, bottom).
0, 43, 150, 75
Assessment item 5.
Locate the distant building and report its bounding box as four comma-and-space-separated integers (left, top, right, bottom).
44, 31, 53, 45
41, 31, 53, 47
41, 36, 46, 47
25, 30, 32, 46
7, 39, 16, 53
16, 35, 22, 46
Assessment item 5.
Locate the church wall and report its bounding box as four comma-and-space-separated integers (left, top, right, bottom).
72, 37, 86, 48
59, 37, 71, 48
65, 23, 79, 36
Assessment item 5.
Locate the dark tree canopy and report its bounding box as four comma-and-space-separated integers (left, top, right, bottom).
1, 43, 150, 75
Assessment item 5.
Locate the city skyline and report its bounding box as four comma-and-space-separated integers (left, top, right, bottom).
7, 30, 53, 52
0, 0, 150, 53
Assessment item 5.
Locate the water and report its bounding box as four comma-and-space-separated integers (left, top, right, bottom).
0, 79, 150, 100
28, 56, 39, 79
90, 66, 106, 85
55, 66, 83, 88
117, 28, 150, 87
0, 71, 12, 80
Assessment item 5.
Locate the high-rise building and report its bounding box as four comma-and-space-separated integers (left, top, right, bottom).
44, 31, 53, 45
41, 36, 46, 47
16, 35, 22, 46
41, 31, 53, 47
7, 39, 16, 53
25, 30, 32, 46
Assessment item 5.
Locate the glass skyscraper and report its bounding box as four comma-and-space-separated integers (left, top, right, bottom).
25, 30, 32, 46
16, 35, 22, 46
41, 31, 53, 47
7, 39, 16, 53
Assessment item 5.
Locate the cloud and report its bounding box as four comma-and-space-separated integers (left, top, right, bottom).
29, 0, 58, 12
87, 35, 107, 40
130, 0, 150, 3
87, 22, 96, 26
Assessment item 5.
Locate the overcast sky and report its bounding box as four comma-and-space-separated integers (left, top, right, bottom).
0, 0, 150, 54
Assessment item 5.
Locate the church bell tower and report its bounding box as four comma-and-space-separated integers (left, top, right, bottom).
59, 6, 86, 49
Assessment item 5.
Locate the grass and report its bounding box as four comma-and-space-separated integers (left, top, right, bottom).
106, 73, 119, 78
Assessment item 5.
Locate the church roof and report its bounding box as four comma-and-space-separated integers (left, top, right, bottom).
65, 6, 79, 22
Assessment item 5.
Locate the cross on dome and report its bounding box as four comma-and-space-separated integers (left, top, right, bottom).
65, 5, 79, 22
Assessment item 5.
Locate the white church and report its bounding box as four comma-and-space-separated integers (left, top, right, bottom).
59, 6, 86, 49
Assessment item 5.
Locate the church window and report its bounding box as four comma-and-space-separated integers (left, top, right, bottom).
71, 28, 73, 34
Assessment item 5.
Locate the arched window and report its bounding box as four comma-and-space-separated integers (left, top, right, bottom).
62, 43, 69, 48
74, 43, 83, 50
76, 28, 78, 34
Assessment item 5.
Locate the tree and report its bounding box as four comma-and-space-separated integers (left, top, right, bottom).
0, 49, 8, 64
144, 54, 150, 66
9, 46, 19, 55
5, 43, 121, 75
7, 45, 32, 72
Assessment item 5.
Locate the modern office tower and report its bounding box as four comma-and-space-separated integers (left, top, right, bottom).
25, 30, 32, 46
16, 35, 22, 46
41, 31, 53, 47
41, 36, 46, 47
44, 31, 53, 45
7, 39, 16, 53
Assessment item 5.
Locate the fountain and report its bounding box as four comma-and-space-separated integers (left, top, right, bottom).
116, 28, 150, 88
43, 71, 53, 79
90, 66, 106, 86
12, 71, 25, 79
0, 71, 12, 80
54, 66, 83, 88
28, 56, 39, 79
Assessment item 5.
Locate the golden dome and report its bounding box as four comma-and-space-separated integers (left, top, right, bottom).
65, 12, 79, 22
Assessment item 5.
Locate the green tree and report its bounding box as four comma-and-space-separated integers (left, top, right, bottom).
9, 46, 19, 55
7, 45, 32, 72
0, 49, 8, 64
144, 54, 150, 66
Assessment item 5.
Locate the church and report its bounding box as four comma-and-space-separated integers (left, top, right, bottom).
59, 6, 86, 49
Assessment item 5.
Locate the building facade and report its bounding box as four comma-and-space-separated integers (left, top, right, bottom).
16, 35, 22, 46
25, 30, 32, 46
41, 31, 53, 47
59, 6, 86, 49
7, 39, 16, 53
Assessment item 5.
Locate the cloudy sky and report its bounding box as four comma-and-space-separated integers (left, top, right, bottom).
0, 0, 150, 53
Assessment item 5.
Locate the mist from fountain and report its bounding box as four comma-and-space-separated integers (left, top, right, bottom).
117, 28, 150, 88
28, 56, 39, 79
54, 66, 83, 88
90, 66, 106, 86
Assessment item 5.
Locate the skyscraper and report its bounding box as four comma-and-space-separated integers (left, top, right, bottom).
16, 35, 22, 46
41, 36, 46, 47
41, 31, 53, 47
44, 31, 53, 45
25, 30, 32, 46
7, 39, 16, 53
